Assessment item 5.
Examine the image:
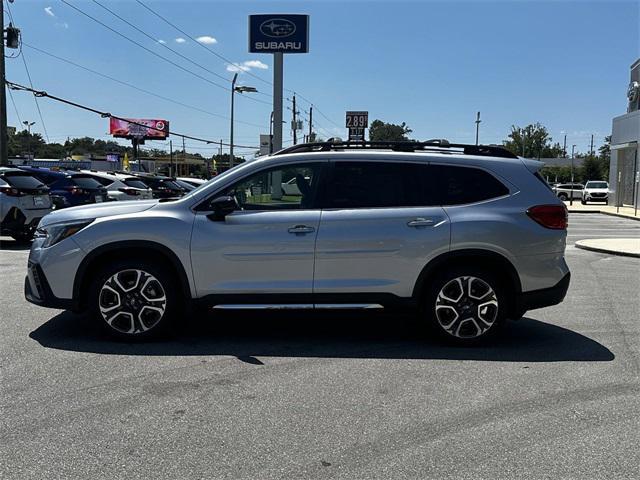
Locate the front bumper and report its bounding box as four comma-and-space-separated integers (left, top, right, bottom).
516, 272, 571, 313
25, 261, 75, 310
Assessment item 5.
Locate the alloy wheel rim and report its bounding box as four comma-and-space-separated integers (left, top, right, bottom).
435, 276, 499, 339
98, 269, 167, 334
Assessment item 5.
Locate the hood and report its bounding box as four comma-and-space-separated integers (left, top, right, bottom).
39, 200, 159, 228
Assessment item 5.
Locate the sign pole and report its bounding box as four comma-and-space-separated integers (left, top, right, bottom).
272, 52, 283, 152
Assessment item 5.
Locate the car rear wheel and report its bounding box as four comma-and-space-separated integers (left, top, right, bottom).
558, 193, 568, 201
422, 267, 506, 345
89, 260, 179, 340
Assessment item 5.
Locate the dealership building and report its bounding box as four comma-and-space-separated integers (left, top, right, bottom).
609, 58, 640, 209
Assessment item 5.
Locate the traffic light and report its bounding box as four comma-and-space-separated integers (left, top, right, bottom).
5, 24, 20, 49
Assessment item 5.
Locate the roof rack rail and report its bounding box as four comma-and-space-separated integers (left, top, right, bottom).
272, 140, 518, 159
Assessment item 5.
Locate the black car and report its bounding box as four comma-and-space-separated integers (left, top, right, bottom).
129, 174, 186, 199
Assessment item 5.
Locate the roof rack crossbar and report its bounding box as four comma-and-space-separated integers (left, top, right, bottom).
272, 140, 518, 159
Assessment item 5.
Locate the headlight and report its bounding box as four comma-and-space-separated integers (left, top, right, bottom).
35, 219, 94, 248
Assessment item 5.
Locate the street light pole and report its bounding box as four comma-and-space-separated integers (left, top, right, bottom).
229, 74, 257, 169
570, 144, 576, 206
474, 111, 481, 145
23, 120, 35, 158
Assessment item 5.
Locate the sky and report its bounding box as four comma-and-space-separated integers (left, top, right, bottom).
5, 0, 639, 157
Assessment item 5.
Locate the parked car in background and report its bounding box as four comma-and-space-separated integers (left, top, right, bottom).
581, 181, 609, 204
80, 170, 153, 201
0, 167, 52, 241
174, 179, 198, 192
128, 173, 186, 199
552, 183, 584, 201
17, 167, 109, 209
176, 177, 207, 188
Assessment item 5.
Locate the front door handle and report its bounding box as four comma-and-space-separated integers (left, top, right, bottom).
288, 225, 316, 235
407, 218, 435, 227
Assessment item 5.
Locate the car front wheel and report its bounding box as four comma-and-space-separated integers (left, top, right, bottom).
89, 260, 179, 340
558, 193, 568, 201
422, 267, 506, 344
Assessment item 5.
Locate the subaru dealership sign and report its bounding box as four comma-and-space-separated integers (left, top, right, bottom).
249, 15, 309, 53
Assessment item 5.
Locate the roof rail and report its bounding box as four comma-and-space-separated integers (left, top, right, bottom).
272, 140, 518, 159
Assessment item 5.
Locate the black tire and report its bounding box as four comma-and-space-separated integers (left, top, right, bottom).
420, 266, 507, 345
558, 193, 568, 201
88, 259, 181, 341
581, 199, 586, 205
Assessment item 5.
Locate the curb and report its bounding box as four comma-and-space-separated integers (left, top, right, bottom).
575, 241, 640, 258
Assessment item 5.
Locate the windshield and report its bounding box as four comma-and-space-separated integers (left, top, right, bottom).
72, 176, 104, 189
586, 181, 608, 189
2, 173, 46, 189
123, 178, 149, 189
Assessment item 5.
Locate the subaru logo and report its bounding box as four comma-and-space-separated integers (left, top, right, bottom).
259, 19, 296, 38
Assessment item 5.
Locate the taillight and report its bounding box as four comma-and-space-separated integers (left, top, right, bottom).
527, 205, 568, 229
0, 185, 24, 197
118, 188, 140, 196
64, 186, 84, 195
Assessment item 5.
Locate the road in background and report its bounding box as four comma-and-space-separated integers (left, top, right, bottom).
1, 213, 639, 479
567, 213, 640, 245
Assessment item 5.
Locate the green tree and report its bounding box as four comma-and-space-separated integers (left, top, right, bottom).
502, 123, 564, 158
369, 119, 412, 142
581, 156, 604, 181
8, 130, 46, 157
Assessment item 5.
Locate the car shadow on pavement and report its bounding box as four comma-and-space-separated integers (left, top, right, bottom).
29, 310, 615, 363
0, 238, 31, 251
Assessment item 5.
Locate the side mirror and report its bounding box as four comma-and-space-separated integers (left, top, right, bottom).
207, 195, 237, 221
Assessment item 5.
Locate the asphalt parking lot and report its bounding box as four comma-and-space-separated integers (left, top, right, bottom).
1, 213, 639, 480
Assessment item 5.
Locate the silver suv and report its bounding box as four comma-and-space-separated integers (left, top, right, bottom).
25, 141, 570, 344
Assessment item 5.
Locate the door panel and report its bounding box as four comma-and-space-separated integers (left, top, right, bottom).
313, 207, 450, 297
191, 210, 320, 295
190, 161, 326, 297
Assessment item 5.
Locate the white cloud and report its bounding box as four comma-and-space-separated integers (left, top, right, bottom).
226, 63, 250, 73
44, 6, 55, 17
158, 39, 166, 44
196, 35, 217, 45
175, 37, 187, 44
243, 60, 268, 70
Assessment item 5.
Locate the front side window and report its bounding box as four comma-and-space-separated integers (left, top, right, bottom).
222, 163, 324, 210
326, 162, 425, 208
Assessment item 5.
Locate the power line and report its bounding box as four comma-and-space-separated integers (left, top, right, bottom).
6, 1, 50, 142
6, 80, 259, 149
58, 0, 270, 107
7, 86, 22, 125
23, 43, 266, 130
134, 0, 273, 94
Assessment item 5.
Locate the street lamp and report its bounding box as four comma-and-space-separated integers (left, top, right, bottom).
23, 121, 36, 158
570, 144, 576, 206
229, 73, 257, 168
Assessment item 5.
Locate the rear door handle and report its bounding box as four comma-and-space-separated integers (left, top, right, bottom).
407, 218, 435, 227
288, 225, 316, 234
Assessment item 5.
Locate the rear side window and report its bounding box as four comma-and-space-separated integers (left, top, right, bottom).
326, 162, 424, 208
2, 174, 46, 189
89, 176, 114, 186
430, 165, 509, 205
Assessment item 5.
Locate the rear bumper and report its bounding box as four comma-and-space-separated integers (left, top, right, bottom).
25, 262, 75, 310
516, 272, 571, 312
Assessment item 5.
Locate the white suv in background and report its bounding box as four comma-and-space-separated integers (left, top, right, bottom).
80, 171, 153, 201
581, 181, 609, 204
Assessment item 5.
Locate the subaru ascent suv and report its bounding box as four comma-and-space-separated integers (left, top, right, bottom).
25, 141, 570, 343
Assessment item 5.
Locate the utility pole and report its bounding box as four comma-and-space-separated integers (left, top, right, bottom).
570, 144, 576, 206
0, 0, 8, 166
308, 106, 313, 143
292, 94, 297, 145
229, 73, 238, 168
590, 134, 594, 158
272, 52, 283, 153
521, 129, 526, 157
182, 135, 186, 177
474, 111, 481, 145
169, 140, 173, 177
563, 134, 567, 158
23, 120, 35, 158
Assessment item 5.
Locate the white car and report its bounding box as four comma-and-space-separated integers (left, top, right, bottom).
176, 177, 207, 188
281, 176, 311, 196
581, 181, 609, 204
80, 170, 153, 201
552, 183, 584, 201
